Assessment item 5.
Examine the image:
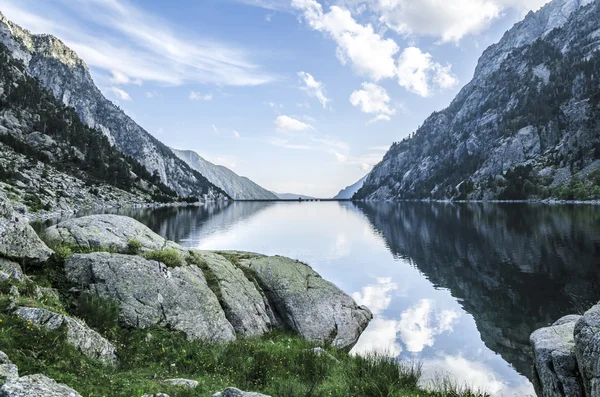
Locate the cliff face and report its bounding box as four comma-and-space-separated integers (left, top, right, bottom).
171, 149, 278, 200
355, 201, 600, 379
356, 0, 600, 201
0, 12, 226, 199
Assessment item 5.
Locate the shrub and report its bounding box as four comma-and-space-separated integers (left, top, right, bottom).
127, 238, 142, 255
52, 245, 73, 262
143, 249, 183, 268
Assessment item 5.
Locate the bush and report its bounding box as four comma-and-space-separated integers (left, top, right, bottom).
52, 245, 73, 262
143, 249, 183, 268
127, 238, 142, 255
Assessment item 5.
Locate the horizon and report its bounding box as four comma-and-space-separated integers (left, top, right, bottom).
0, 0, 552, 197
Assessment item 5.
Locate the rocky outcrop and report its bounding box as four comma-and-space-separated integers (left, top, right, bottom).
0, 193, 53, 263
531, 315, 583, 397
163, 379, 198, 389
43, 214, 182, 253
238, 255, 373, 351
574, 303, 600, 397
531, 303, 600, 397
212, 388, 271, 397
14, 307, 118, 365
65, 252, 236, 342
44, 214, 371, 349
0, 260, 24, 282
0, 374, 82, 397
0, 351, 18, 384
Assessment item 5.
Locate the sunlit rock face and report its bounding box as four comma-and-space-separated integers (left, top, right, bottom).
355, 202, 600, 380
356, 0, 600, 201
0, 12, 225, 199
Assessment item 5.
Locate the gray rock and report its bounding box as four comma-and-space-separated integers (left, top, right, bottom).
191, 251, 271, 337
530, 315, 583, 397
240, 255, 372, 351
0, 351, 18, 383
14, 307, 118, 365
0, 193, 53, 263
0, 374, 82, 397
574, 303, 600, 397
141, 394, 170, 397
65, 252, 235, 342
212, 388, 271, 397
43, 214, 181, 253
0, 260, 23, 282
163, 378, 198, 388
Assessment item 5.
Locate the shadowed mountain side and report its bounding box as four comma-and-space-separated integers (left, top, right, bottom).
354, 201, 600, 379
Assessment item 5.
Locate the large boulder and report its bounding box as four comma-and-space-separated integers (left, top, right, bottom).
530, 315, 584, 397
190, 251, 272, 337
238, 255, 373, 351
43, 214, 181, 253
0, 193, 53, 263
65, 252, 236, 342
0, 351, 18, 383
0, 260, 24, 282
574, 303, 600, 397
14, 307, 118, 365
0, 374, 82, 397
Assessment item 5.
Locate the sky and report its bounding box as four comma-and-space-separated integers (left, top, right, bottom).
0, 0, 552, 197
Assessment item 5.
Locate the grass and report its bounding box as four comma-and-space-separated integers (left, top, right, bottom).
143, 249, 184, 268
127, 238, 143, 255
187, 251, 224, 303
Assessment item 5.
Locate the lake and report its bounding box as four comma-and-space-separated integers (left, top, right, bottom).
35, 201, 600, 396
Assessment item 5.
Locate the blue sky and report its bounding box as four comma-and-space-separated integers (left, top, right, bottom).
0, 0, 551, 197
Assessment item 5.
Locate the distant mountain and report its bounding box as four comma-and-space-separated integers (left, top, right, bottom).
0, 12, 227, 200
334, 175, 367, 199
171, 148, 277, 200
356, 0, 600, 201
274, 193, 316, 200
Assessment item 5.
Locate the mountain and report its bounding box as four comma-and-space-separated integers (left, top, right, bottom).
0, 12, 227, 200
0, 42, 182, 215
171, 148, 277, 200
333, 175, 367, 199
356, 0, 600, 201
274, 193, 316, 200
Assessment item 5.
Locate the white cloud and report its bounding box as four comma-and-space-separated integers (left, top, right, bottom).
110, 87, 132, 101
145, 91, 156, 98
292, 0, 458, 96
212, 124, 220, 134
274, 115, 314, 132
350, 82, 396, 123
233, 130, 241, 138
352, 277, 397, 315
292, 0, 399, 81
298, 71, 330, 108
398, 300, 460, 353
334, 152, 348, 162
0, 0, 275, 87
265, 101, 283, 109
397, 47, 458, 97
189, 91, 213, 101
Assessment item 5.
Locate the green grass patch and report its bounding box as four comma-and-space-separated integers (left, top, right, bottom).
187, 251, 224, 303
127, 238, 142, 255
143, 249, 184, 268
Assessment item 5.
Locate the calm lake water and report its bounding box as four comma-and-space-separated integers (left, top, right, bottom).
36, 201, 600, 396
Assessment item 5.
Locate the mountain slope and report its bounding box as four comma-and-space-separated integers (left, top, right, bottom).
334, 175, 367, 199
0, 12, 227, 200
0, 42, 180, 215
356, 0, 600, 201
171, 148, 277, 200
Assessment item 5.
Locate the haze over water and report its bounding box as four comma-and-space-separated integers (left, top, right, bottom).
42, 202, 600, 396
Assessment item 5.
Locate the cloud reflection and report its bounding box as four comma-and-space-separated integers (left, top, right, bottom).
399, 299, 460, 353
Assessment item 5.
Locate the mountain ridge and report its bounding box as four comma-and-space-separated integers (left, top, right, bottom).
171, 148, 278, 200
0, 11, 227, 200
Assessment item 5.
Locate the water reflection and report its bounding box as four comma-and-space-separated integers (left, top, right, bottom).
35, 201, 600, 396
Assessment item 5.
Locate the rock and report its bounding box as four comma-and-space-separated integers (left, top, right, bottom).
141, 394, 169, 397
163, 378, 198, 388
43, 214, 181, 253
190, 251, 271, 337
65, 252, 236, 342
0, 351, 18, 383
574, 303, 600, 397
0, 259, 23, 282
239, 255, 372, 351
0, 374, 82, 397
530, 315, 584, 397
13, 307, 118, 365
212, 388, 271, 397
0, 192, 53, 263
